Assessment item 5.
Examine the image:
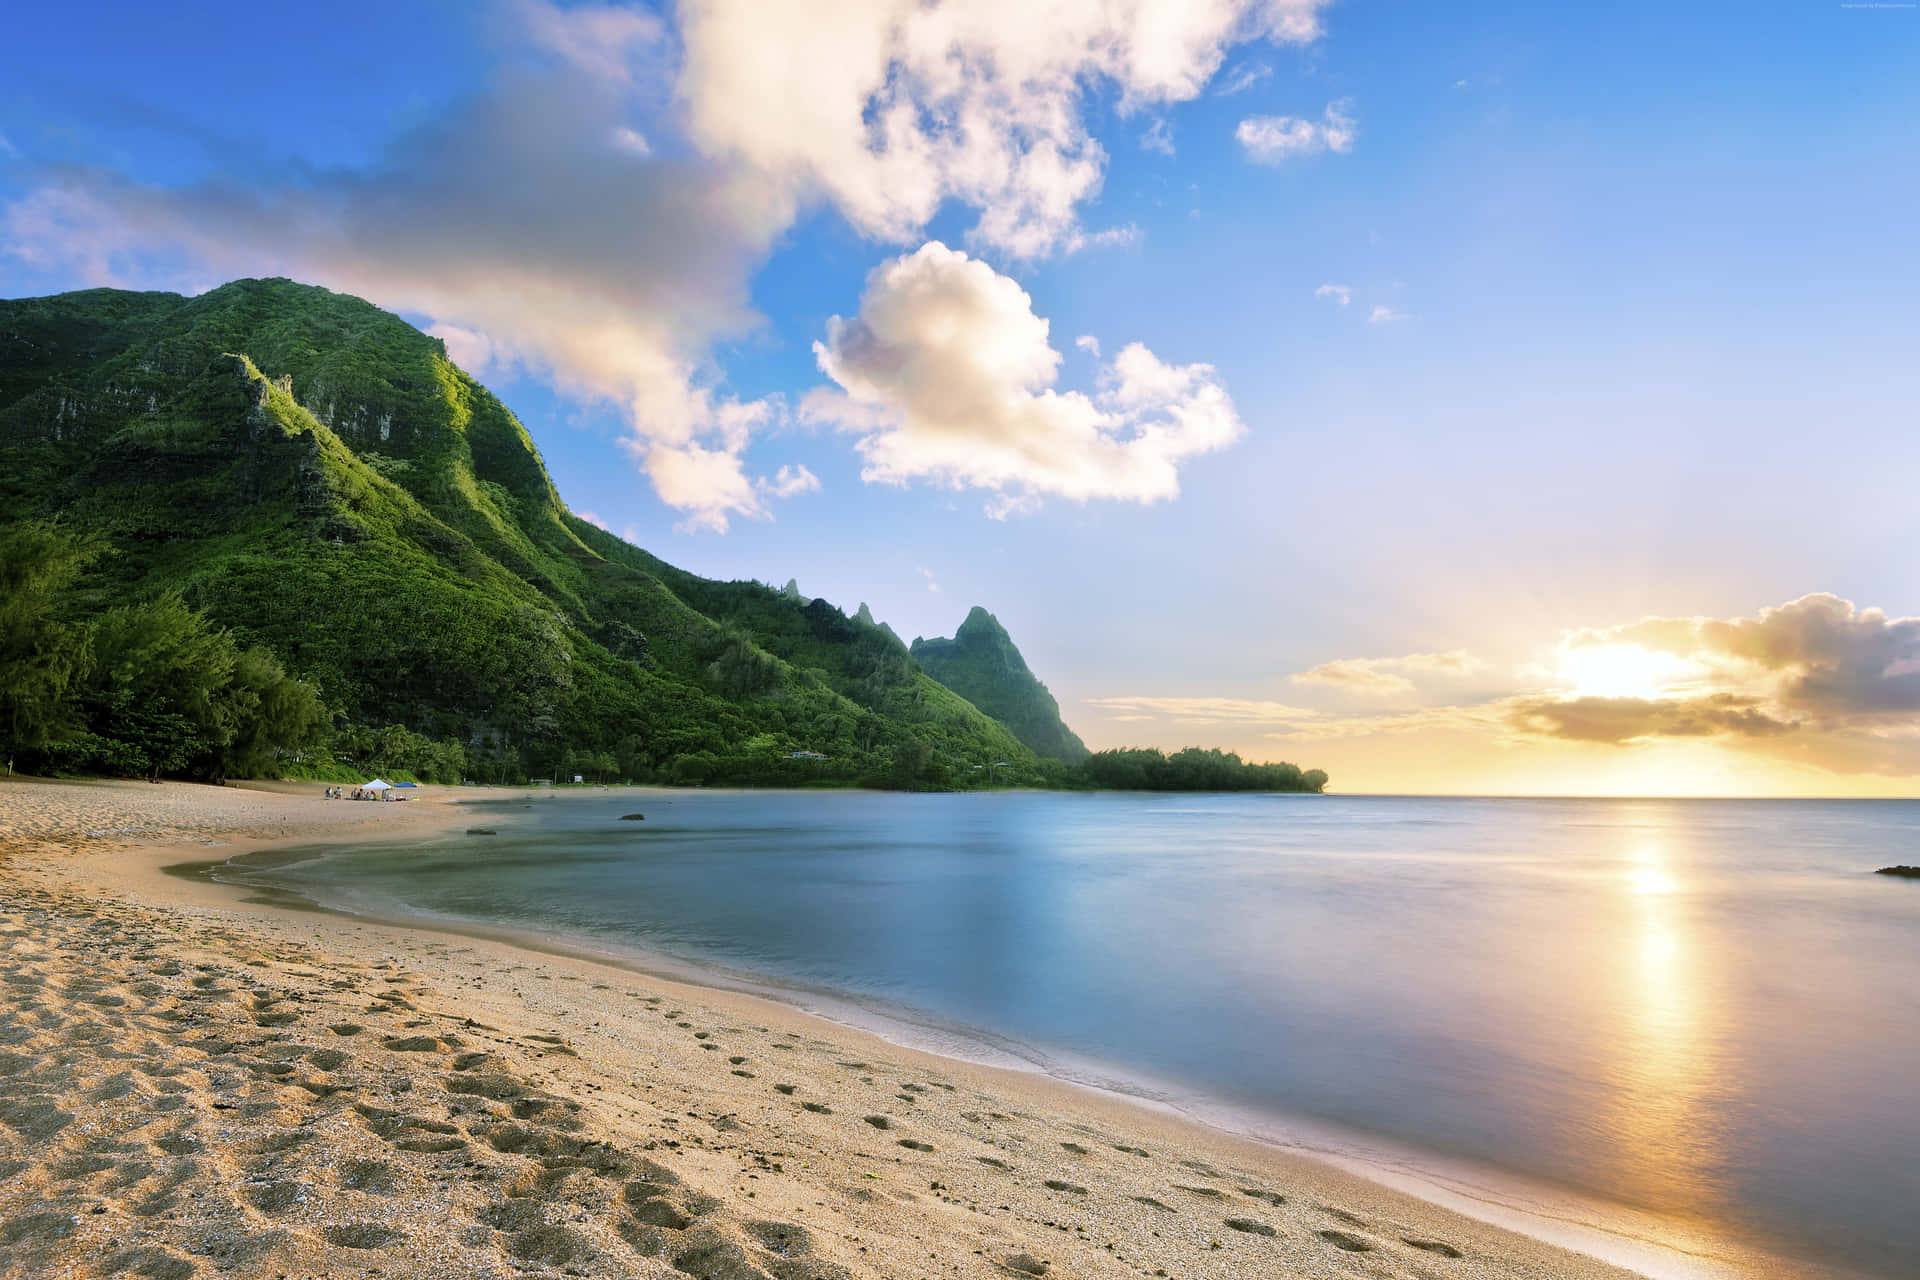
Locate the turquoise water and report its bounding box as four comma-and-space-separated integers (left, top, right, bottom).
234, 792, 1920, 1277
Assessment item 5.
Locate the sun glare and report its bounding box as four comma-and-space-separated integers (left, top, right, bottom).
1557, 644, 1695, 701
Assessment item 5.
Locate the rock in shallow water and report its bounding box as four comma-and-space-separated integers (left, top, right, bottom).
1874, 865, 1920, 878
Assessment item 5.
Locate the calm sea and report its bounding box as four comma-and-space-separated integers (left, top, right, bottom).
225, 792, 1920, 1278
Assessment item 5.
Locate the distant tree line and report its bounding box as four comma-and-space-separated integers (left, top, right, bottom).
1077, 747, 1328, 793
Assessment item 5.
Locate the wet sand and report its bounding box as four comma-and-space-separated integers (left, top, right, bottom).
0, 776, 1645, 1280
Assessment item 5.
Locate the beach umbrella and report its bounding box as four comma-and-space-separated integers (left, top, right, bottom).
362, 779, 392, 792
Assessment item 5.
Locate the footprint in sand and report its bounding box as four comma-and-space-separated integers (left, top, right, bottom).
382, 1035, 444, 1052
243, 1180, 307, 1213
1224, 1217, 1276, 1236
1042, 1179, 1086, 1194
772, 1084, 798, 1095
477, 1199, 547, 1231
898, 1139, 934, 1152
1319, 1229, 1375, 1252
745, 1219, 812, 1257
323, 1222, 405, 1249
1404, 1237, 1464, 1258
338, 1158, 398, 1194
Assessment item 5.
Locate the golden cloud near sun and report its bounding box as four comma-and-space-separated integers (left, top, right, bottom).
1085, 593, 1920, 793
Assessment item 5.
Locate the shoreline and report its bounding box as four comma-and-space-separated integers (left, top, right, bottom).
0, 777, 1808, 1279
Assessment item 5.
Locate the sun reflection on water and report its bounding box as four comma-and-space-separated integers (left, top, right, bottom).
1592, 835, 1729, 1224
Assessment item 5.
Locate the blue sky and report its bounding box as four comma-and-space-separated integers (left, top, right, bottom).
5, 0, 1919, 793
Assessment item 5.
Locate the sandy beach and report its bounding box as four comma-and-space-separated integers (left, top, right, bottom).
0, 776, 1645, 1280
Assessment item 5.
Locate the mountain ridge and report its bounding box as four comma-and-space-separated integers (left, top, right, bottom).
911, 607, 1090, 764
0, 278, 1046, 786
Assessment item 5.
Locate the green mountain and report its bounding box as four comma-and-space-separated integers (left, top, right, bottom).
0, 278, 1045, 787
911, 607, 1089, 764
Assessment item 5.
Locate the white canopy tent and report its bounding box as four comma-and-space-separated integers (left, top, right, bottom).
361, 779, 392, 792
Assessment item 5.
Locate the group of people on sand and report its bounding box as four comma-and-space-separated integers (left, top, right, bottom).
323, 786, 404, 802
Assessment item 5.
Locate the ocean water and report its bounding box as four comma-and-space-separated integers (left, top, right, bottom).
227, 792, 1920, 1278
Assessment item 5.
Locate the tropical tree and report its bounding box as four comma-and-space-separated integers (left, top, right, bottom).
0, 523, 99, 769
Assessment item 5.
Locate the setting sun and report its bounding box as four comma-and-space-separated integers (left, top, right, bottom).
1555, 644, 1698, 700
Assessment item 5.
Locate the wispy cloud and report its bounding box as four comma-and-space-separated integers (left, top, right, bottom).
1216, 62, 1273, 96
1314, 283, 1351, 307
1086, 696, 1328, 726
1368, 304, 1408, 324
1062, 223, 1143, 254
1085, 695, 1504, 740
575, 509, 611, 531
917, 566, 941, 593
1236, 100, 1356, 164
1140, 118, 1175, 157
1293, 650, 1482, 695
757, 464, 820, 499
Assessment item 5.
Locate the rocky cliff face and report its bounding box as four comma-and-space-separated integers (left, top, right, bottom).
912, 607, 1090, 763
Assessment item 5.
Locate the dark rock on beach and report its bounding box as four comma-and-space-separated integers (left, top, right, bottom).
1873, 866, 1920, 878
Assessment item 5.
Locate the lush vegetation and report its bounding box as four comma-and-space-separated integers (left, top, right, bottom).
1, 523, 329, 780
1081, 747, 1327, 793
910, 607, 1089, 763
0, 278, 1325, 795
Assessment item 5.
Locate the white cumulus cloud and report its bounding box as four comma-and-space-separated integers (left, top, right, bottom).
681, 0, 1331, 257
805, 241, 1244, 515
